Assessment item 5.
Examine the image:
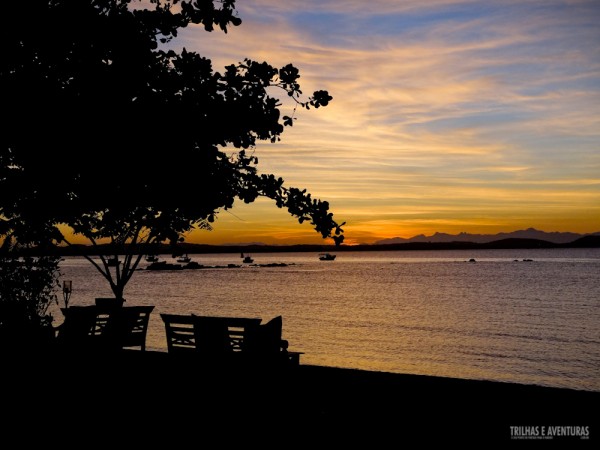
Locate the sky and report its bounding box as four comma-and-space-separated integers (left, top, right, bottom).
169, 0, 599, 246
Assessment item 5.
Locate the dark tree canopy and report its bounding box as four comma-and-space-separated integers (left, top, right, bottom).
0, 0, 344, 298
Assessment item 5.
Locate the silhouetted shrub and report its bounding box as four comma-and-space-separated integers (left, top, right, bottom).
0, 255, 61, 351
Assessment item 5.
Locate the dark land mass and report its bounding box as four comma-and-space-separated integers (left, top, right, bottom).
4, 350, 597, 445
376, 228, 600, 245
13, 235, 600, 257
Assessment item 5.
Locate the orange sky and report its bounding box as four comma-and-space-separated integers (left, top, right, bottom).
160, 1, 599, 245
62, 1, 600, 246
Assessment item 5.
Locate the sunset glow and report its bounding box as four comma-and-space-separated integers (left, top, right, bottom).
167, 1, 599, 244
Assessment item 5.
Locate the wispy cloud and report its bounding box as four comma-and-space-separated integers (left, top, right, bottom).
171, 0, 600, 243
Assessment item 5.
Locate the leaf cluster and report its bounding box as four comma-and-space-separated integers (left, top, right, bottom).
0, 0, 344, 253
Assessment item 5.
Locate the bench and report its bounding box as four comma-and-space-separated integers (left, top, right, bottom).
160, 313, 303, 366
56, 305, 154, 352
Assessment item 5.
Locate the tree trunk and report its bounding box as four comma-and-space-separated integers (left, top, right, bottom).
111, 284, 125, 302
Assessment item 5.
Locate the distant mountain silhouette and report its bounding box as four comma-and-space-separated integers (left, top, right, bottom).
10, 229, 600, 258
375, 228, 600, 245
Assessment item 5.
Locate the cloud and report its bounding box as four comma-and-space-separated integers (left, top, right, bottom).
168, 0, 600, 243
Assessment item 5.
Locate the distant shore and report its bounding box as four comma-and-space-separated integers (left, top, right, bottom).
10, 235, 600, 257
5, 350, 597, 444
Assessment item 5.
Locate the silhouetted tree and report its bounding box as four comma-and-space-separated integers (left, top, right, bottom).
0, 0, 344, 300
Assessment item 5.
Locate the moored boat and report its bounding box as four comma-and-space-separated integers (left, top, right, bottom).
319, 253, 336, 261
176, 254, 191, 263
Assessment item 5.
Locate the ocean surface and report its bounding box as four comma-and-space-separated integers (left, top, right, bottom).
52, 248, 600, 392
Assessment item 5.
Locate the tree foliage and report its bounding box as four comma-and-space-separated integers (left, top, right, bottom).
0, 252, 61, 350
0, 0, 344, 299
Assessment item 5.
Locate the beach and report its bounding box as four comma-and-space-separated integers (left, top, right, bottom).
4, 350, 596, 446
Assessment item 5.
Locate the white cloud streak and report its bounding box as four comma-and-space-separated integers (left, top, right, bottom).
171, 0, 600, 243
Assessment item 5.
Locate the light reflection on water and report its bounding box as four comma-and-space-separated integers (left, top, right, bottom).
52, 248, 600, 391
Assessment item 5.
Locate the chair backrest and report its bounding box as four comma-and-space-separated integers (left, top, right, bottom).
244, 315, 283, 356
58, 305, 154, 351
110, 306, 154, 351
161, 313, 197, 354
192, 316, 262, 355
95, 297, 125, 308
161, 314, 263, 356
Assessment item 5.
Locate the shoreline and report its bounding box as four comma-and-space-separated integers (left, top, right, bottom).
9, 235, 600, 257
5, 350, 597, 444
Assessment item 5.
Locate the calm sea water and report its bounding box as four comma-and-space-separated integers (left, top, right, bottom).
52, 248, 600, 392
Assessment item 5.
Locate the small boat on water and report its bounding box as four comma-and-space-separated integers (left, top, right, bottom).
145, 255, 159, 263
176, 254, 191, 263
319, 253, 336, 261
241, 252, 254, 264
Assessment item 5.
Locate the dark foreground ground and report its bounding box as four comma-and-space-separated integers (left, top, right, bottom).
4, 350, 597, 446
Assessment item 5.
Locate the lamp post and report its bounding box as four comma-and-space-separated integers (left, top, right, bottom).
62, 280, 73, 309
